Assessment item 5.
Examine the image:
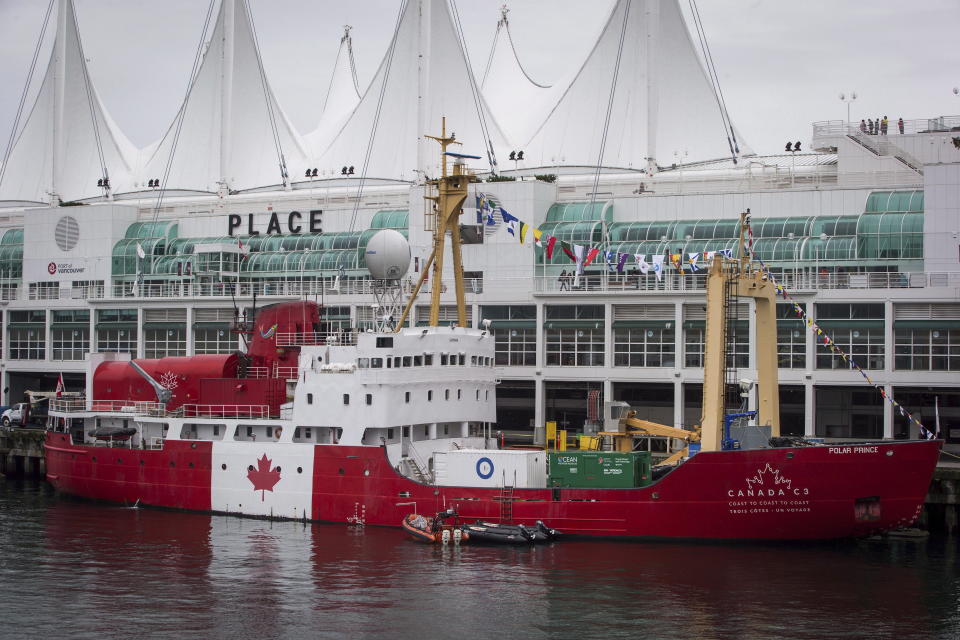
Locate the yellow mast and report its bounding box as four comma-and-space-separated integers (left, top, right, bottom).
395, 119, 476, 330
699, 210, 780, 451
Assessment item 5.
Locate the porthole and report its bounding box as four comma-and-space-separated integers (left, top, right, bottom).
169, 461, 176, 467
364, 469, 370, 477
191, 443, 197, 449
221, 463, 227, 470
139, 460, 145, 466
92, 456, 97, 462
297, 467, 303, 474
117, 458, 123, 464
189, 462, 195, 469
338, 468, 345, 475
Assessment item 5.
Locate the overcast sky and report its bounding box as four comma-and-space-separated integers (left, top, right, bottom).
1, 0, 958, 160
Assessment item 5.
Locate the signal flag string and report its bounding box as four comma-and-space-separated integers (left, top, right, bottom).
746, 249, 927, 432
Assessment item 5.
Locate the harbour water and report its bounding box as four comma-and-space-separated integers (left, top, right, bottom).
1, 479, 958, 640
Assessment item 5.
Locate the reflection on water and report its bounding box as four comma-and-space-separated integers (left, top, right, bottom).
1, 479, 957, 639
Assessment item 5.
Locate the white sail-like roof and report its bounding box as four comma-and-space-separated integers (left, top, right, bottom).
479, 7, 565, 150
305, 27, 362, 161
0, 0, 137, 204
316, 0, 513, 182
140, 0, 308, 193
522, 0, 749, 171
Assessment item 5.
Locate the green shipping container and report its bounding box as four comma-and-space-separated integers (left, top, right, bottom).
548, 451, 652, 489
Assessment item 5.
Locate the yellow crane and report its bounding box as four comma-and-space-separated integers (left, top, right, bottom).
596, 210, 780, 463
395, 118, 478, 329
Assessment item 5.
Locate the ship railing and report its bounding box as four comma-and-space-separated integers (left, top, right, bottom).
49, 398, 88, 413
180, 404, 271, 419
274, 365, 298, 379
244, 365, 301, 379
87, 400, 167, 415
275, 330, 358, 347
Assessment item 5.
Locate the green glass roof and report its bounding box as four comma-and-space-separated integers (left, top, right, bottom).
545, 202, 612, 223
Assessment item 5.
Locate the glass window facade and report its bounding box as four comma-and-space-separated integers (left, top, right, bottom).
895, 328, 960, 371
52, 328, 89, 360
8, 327, 45, 360
545, 327, 604, 366
494, 328, 536, 366
777, 303, 806, 369
145, 328, 186, 358
614, 327, 675, 367
97, 328, 137, 354
194, 328, 235, 354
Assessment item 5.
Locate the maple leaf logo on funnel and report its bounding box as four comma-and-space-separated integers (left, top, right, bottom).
248, 454, 281, 501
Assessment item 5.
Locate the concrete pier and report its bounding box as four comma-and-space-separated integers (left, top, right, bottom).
0, 428, 46, 478
922, 465, 960, 534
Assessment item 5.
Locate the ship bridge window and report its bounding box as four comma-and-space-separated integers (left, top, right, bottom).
387, 358, 392, 368
428, 390, 433, 401
414, 355, 423, 366
376, 337, 394, 348
471, 355, 477, 365
424, 353, 434, 366
402, 356, 411, 367
307, 393, 314, 405
445, 389, 450, 400
366, 393, 372, 405
440, 353, 449, 365
394, 357, 401, 368
343, 394, 350, 405
371, 358, 383, 368
458, 353, 465, 365
358, 358, 370, 369
405, 392, 410, 403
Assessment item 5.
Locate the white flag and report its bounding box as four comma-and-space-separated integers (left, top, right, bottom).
136, 243, 146, 259
637, 254, 649, 275
652, 255, 665, 282
574, 244, 585, 274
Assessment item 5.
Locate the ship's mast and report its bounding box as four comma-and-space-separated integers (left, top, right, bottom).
699, 210, 780, 451
395, 118, 476, 329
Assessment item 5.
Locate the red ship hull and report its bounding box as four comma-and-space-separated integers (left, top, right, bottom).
44, 432, 939, 540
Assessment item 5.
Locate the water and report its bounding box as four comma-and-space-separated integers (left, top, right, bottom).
1, 479, 958, 640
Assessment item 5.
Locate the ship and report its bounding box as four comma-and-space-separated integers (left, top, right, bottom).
43, 128, 941, 541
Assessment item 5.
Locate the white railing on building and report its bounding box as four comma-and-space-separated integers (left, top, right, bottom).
5, 271, 959, 305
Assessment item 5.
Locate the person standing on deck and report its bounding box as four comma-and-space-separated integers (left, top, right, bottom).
898, 117, 905, 134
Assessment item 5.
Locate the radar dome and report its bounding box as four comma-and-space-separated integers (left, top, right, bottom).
364, 229, 411, 280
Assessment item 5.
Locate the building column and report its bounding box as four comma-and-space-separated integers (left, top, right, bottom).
535, 302, 545, 369
804, 381, 815, 437
137, 309, 144, 359
673, 380, 684, 429
428, 422, 437, 439
186, 307, 194, 356
533, 375, 544, 444
883, 383, 894, 439
884, 301, 894, 375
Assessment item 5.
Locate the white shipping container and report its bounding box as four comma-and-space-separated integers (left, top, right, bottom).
433, 449, 547, 488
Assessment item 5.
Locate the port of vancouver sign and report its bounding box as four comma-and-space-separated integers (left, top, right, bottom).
727, 463, 811, 515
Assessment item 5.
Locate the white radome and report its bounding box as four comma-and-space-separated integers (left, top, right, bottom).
364, 229, 411, 280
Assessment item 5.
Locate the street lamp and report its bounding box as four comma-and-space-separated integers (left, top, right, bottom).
839, 92, 857, 128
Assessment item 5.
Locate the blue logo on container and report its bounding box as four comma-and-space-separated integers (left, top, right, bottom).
476, 457, 494, 480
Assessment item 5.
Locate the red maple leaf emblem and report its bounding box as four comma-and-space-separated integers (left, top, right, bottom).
247, 454, 281, 501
